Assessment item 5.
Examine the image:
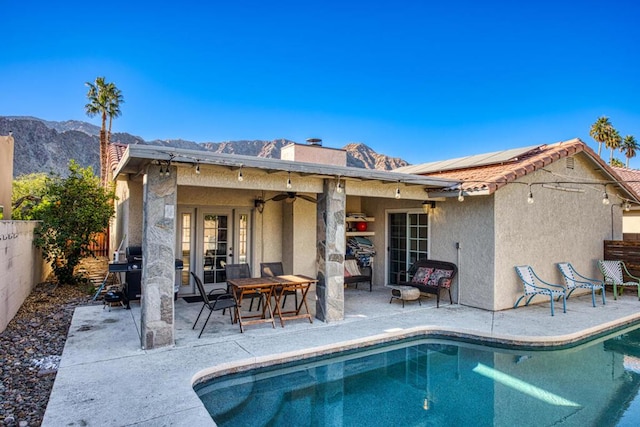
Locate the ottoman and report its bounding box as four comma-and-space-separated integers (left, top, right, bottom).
387, 285, 421, 307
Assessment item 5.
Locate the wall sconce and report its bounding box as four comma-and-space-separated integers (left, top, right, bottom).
254, 198, 265, 214
422, 200, 436, 214
286, 171, 292, 189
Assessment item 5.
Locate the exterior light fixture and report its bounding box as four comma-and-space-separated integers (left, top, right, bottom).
254, 198, 265, 214
458, 188, 464, 202
625, 202, 631, 212
422, 201, 436, 214
395, 185, 401, 199
602, 192, 610, 205
195, 163, 200, 175
286, 172, 292, 189
527, 185, 534, 204
237, 166, 244, 182
336, 177, 343, 194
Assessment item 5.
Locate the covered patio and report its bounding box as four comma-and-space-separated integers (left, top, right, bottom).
43, 289, 640, 425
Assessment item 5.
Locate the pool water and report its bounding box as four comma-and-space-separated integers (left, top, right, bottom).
195, 325, 640, 426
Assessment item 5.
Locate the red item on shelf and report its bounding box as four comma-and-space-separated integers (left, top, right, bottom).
356, 222, 368, 232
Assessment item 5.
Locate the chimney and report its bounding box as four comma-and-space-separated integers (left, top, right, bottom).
280, 138, 346, 166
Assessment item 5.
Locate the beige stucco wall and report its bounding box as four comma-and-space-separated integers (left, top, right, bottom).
0, 221, 50, 333
0, 135, 15, 219
493, 154, 622, 311
430, 195, 496, 310
623, 210, 640, 234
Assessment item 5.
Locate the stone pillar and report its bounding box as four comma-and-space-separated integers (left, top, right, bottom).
140, 164, 176, 349
316, 178, 346, 322
0, 134, 15, 220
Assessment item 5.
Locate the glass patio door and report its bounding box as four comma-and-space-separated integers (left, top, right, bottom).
388, 211, 429, 284
202, 212, 231, 287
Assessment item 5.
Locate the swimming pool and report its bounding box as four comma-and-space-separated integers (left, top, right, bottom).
195, 324, 640, 426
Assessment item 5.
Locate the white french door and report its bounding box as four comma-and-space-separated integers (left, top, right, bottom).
177, 207, 251, 295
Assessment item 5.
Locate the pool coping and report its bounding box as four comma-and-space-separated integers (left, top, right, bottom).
192, 310, 640, 388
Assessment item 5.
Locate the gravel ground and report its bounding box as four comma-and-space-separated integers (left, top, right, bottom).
0, 262, 103, 427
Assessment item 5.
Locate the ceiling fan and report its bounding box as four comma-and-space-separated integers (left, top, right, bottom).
254, 192, 316, 213
269, 192, 316, 203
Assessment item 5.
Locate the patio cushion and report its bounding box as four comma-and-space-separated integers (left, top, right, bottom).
411, 267, 433, 284
427, 269, 453, 288
345, 259, 361, 277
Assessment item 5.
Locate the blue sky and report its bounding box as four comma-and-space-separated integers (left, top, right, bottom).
2, 0, 639, 168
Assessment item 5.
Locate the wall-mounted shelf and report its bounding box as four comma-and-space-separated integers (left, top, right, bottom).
346, 216, 375, 237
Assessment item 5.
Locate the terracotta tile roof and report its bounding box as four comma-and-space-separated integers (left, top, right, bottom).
612, 167, 640, 200
409, 137, 640, 201
108, 142, 128, 175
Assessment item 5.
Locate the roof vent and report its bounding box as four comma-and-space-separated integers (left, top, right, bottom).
566, 157, 575, 170
306, 138, 322, 146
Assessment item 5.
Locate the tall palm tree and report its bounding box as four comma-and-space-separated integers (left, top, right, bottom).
85, 77, 124, 185
590, 116, 612, 157
107, 86, 124, 145
607, 128, 622, 165
621, 135, 638, 168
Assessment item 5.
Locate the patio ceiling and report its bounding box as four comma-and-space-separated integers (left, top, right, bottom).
113, 144, 460, 190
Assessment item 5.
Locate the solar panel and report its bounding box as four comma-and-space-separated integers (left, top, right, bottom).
396, 144, 542, 174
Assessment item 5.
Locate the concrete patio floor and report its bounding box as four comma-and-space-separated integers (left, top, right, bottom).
43, 286, 640, 426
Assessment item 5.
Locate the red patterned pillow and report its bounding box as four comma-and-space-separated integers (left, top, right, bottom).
427, 269, 453, 287
411, 267, 433, 284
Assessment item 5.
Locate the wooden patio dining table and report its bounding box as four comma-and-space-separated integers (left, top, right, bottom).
227, 274, 317, 331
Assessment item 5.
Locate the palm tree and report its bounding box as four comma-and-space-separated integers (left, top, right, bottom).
607, 128, 622, 165
590, 116, 612, 157
85, 77, 124, 184
107, 86, 124, 145
621, 135, 638, 168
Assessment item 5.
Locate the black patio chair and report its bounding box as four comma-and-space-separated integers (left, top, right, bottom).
191, 272, 239, 338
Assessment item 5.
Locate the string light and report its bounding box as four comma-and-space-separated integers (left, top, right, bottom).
625, 202, 631, 211
395, 183, 401, 199
602, 192, 610, 205
527, 185, 534, 204
336, 177, 343, 194
286, 172, 292, 189
195, 164, 200, 175
237, 166, 244, 182
458, 188, 464, 202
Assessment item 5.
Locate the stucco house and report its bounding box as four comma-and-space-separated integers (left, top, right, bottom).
109, 137, 636, 349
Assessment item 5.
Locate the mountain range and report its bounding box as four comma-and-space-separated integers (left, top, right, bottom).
0, 116, 409, 178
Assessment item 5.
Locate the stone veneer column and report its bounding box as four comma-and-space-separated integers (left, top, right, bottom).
140, 164, 176, 349
316, 178, 346, 322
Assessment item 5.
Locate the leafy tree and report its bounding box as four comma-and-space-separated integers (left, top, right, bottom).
620, 135, 638, 168
11, 173, 48, 220
590, 116, 612, 157
85, 76, 124, 185
34, 161, 116, 285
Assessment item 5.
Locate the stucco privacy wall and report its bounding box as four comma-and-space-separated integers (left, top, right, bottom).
494, 154, 622, 311
0, 134, 14, 219
0, 221, 50, 333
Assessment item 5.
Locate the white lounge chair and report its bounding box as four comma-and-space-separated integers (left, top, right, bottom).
557, 262, 605, 307
514, 265, 567, 316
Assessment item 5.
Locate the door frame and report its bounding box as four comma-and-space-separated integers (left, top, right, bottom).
384, 208, 431, 285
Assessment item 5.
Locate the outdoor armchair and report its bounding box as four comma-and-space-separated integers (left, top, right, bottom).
514, 265, 567, 316
191, 272, 239, 338
597, 260, 640, 300
557, 262, 605, 307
